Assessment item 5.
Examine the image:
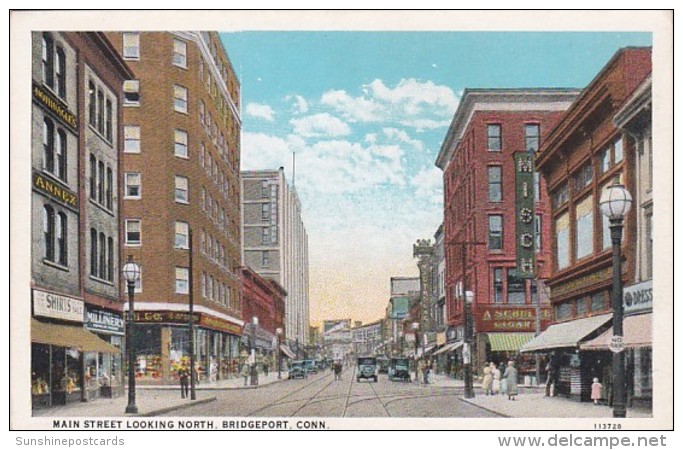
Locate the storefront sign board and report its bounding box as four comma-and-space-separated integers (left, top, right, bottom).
33, 289, 84, 322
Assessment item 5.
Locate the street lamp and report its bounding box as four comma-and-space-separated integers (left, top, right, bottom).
276, 327, 283, 380
122, 256, 140, 414
251, 316, 259, 386
463, 290, 475, 399
412, 322, 419, 382
600, 180, 632, 418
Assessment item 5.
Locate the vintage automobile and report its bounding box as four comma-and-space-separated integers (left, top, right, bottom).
388, 357, 411, 382
303, 359, 318, 374
356, 357, 378, 382
377, 356, 390, 374
288, 360, 307, 379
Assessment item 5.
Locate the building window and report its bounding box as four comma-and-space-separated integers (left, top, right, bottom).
134, 266, 142, 293
106, 167, 113, 210
123, 80, 140, 106
90, 228, 97, 275
175, 221, 189, 249
105, 98, 113, 142
173, 39, 187, 68
125, 173, 141, 198
99, 232, 106, 279
598, 138, 624, 175
487, 124, 502, 151
97, 90, 105, 134
125, 219, 141, 245
525, 124, 540, 152
261, 251, 270, 268
55, 129, 67, 182
89, 154, 96, 200
555, 212, 570, 270
577, 296, 590, 317
591, 292, 606, 313
173, 85, 188, 113
174, 176, 189, 204
572, 161, 593, 193
42, 205, 55, 262
107, 237, 114, 281
42, 118, 54, 174
42, 33, 55, 89
124, 126, 141, 153
488, 166, 502, 202
262, 227, 270, 245
55, 47, 66, 99
555, 302, 573, 321
122, 32, 140, 59
201, 273, 207, 298
535, 214, 542, 251
575, 196, 594, 260
56, 212, 67, 266
261, 203, 270, 220
493, 268, 503, 304
199, 100, 205, 127
97, 161, 105, 204
534, 172, 540, 202
507, 271, 526, 304
174, 129, 188, 158
175, 267, 189, 294
488, 215, 503, 250
89, 81, 97, 126
199, 143, 205, 169
614, 138, 623, 163
551, 182, 569, 211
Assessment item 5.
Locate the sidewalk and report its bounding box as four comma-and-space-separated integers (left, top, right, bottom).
32, 372, 289, 417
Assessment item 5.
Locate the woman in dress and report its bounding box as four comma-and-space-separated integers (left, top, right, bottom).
491, 362, 501, 395
503, 360, 518, 401
482, 362, 493, 395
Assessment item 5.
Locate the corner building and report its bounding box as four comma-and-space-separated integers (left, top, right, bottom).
435, 89, 580, 379
31, 32, 133, 408
105, 32, 243, 383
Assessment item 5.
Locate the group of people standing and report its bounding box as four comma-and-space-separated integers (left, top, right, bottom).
482, 361, 518, 400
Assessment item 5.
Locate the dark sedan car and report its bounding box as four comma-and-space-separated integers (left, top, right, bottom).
288, 360, 307, 379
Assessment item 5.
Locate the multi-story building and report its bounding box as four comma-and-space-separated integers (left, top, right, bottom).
31, 32, 133, 408
387, 276, 420, 355
435, 88, 580, 378
525, 48, 652, 404
104, 31, 243, 383
322, 319, 353, 361
352, 320, 384, 356
241, 168, 310, 350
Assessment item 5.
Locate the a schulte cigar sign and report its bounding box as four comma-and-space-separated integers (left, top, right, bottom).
476, 306, 552, 332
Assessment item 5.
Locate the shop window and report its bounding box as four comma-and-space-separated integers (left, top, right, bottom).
174, 175, 189, 204
575, 196, 594, 260
173, 85, 188, 113
122, 32, 140, 59
175, 221, 189, 249
487, 124, 502, 151
133, 326, 162, 381
525, 124, 540, 152
174, 129, 188, 158
173, 38, 187, 68
488, 166, 502, 202
488, 215, 503, 250
123, 80, 140, 106
555, 212, 570, 270
175, 267, 189, 294
31, 344, 51, 397
125, 219, 141, 245
125, 172, 141, 198
507, 271, 526, 304
492, 268, 503, 303
43, 205, 55, 262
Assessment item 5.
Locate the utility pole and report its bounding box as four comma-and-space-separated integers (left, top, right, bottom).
188, 228, 196, 400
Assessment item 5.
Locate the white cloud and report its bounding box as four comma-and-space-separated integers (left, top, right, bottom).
286, 95, 309, 114
382, 128, 424, 150
321, 78, 459, 130
290, 113, 351, 138
410, 166, 443, 205
245, 102, 275, 122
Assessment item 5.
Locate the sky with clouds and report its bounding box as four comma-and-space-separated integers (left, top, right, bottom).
219, 31, 651, 327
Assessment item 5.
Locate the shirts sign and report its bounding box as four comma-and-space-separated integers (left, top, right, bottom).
33, 289, 84, 323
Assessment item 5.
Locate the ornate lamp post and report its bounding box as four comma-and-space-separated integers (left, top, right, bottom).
250, 316, 259, 386
122, 256, 140, 414
412, 322, 419, 382
276, 327, 283, 379
599, 180, 633, 418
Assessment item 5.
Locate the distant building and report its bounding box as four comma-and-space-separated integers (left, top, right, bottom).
352, 320, 384, 356
241, 168, 310, 352
322, 319, 352, 361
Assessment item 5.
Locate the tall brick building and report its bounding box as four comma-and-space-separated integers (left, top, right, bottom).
104, 32, 243, 383
31, 32, 133, 408
435, 89, 580, 377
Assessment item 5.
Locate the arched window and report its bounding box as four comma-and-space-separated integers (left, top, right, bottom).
106, 167, 113, 209
89, 154, 96, 200
43, 118, 54, 173
99, 232, 106, 279
107, 237, 114, 281
90, 228, 98, 276
43, 205, 55, 261
97, 90, 105, 134
56, 129, 67, 181
55, 46, 66, 99
57, 212, 67, 265
42, 33, 54, 88
97, 161, 104, 204
88, 81, 96, 126
105, 98, 113, 142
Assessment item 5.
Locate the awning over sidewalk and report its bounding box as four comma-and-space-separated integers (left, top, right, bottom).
487, 333, 536, 352
432, 341, 463, 356
580, 313, 652, 351
280, 345, 296, 359
31, 319, 120, 353
416, 346, 435, 357
520, 314, 612, 353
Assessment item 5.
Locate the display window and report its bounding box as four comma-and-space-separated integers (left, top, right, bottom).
134, 325, 162, 380
31, 344, 51, 396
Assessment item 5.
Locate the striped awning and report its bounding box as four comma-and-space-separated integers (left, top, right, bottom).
432, 341, 463, 356
487, 333, 536, 352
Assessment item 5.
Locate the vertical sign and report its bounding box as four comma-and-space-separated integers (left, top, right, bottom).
515, 153, 535, 278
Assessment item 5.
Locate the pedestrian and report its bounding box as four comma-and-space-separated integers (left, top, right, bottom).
482, 362, 493, 395
178, 366, 190, 399
334, 360, 342, 380
491, 362, 501, 395
591, 377, 603, 405
545, 353, 558, 397
503, 360, 518, 401
263, 361, 269, 377
499, 362, 507, 396
241, 362, 250, 386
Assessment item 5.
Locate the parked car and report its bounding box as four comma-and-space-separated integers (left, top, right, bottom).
303, 359, 318, 374
356, 357, 378, 382
288, 360, 307, 379
388, 357, 411, 382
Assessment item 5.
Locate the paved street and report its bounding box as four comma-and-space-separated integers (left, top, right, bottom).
162, 366, 498, 418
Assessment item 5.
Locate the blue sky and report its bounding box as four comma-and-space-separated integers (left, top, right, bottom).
219, 31, 652, 326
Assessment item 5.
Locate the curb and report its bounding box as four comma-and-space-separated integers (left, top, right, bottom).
139, 396, 217, 417
458, 396, 511, 418
137, 377, 289, 391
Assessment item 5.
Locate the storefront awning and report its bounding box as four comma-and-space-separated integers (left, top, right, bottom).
416, 346, 435, 357
580, 313, 651, 351
487, 333, 536, 352
520, 314, 612, 353
280, 345, 296, 359
31, 319, 120, 353
432, 341, 463, 356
